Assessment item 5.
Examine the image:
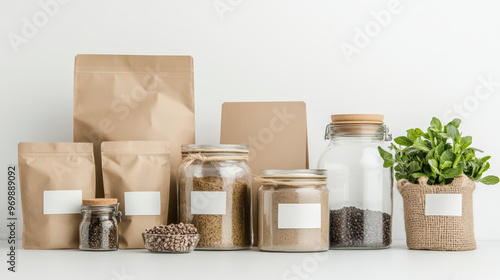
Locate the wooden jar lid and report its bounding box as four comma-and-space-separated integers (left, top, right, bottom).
331, 114, 384, 124
82, 198, 118, 205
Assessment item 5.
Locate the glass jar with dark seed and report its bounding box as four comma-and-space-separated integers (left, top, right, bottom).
80, 198, 122, 251
318, 114, 394, 249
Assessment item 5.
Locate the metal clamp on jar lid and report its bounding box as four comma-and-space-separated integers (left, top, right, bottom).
324, 114, 392, 141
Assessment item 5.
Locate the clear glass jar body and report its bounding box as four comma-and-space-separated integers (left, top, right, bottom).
178, 145, 252, 250
318, 124, 393, 249
258, 170, 329, 252
80, 205, 120, 251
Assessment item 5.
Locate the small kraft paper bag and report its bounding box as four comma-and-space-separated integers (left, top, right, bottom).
101, 141, 170, 249
18, 142, 96, 249
74, 54, 195, 224
220, 101, 309, 244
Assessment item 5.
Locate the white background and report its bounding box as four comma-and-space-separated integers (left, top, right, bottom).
1, 0, 500, 244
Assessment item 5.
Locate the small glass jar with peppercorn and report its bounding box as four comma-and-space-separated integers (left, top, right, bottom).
79, 198, 122, 251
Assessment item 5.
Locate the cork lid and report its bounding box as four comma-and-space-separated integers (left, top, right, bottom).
82, 198, 118, 206
331, 114, 384, 124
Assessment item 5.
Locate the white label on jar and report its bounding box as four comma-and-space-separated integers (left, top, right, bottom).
43, 190, 82, 214
278, 203, 321, 229
124, 191, 161, 216
191, 191, 226, 215
425, 194, 462, 216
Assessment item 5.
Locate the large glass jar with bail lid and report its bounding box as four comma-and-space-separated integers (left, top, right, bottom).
178, 144, 252, 250
318, 114, 393, 249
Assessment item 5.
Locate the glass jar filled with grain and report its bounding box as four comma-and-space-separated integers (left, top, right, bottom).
258, 169, 329, 252
318, 114, 393, 249
178, 144, 252, 250
80, 198, 121, 251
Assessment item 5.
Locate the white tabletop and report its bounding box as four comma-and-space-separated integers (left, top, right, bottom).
1, 240, 498, 280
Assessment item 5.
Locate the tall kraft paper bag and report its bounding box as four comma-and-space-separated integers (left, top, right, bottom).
74, 55, 195, 223
220, 102, 309, 245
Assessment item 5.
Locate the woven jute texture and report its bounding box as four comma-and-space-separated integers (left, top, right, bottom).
397, 174, 476, 251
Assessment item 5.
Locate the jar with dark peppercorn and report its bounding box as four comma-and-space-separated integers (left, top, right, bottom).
318, 114, 393, 249
80, 198, 122, 251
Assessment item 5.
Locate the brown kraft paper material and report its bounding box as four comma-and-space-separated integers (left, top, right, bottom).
18, 142, 96, 249
73, 55, 195, 223
220, 102, 309, 244
101, 141, 170, 249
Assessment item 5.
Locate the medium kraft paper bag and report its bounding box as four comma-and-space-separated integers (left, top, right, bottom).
74, 55, 195, 223
101, 141, 170, 249
18, 142, 96, 249
220, 102, 309, 244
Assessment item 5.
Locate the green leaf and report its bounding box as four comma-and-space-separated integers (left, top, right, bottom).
415, 128, 425, 136
428, 159, 441, 175
414, 139, 432, 152
442, 167, 463, 179
409, 161, 420, 173
406, 129, 418, 141
395, 136, 413, 146
423, 133, 430, 140
436, 142, 445, 157
378, 147, 393, 160
461, 136, 472, 150
447, 124, 460, 143
440, 149, 456, 163
440, 161, 453, 169
431, 117, 442, 130
478, 176, 500, 185
411, 173, 427, 179
481, 156, 491, 163
447, 118, 461, 128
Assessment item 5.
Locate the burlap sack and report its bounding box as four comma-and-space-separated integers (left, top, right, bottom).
74, 55, 195, 224
18, 142, 96, 249
397, 174, 476, 251
101, 141, 170, 249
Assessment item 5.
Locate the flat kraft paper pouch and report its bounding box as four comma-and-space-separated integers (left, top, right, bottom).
74, 54, 195, 223
101, 141, 170, 249
220, 101, 309, 244
18, 142, 96, 249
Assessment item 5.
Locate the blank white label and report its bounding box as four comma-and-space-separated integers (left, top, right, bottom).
425, 194, 462, 216
124, 191, 161, 216
278, 204, 321, 229
43, 190, 82, 214
191, 191, 226, 215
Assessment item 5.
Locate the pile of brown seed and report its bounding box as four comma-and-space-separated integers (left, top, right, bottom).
144, 223, 199, 253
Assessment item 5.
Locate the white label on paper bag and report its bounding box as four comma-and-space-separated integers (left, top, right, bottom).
425, 194, 462, 216
191, 191, 226, 215
43, 190, 82, 214
278, 203, 321, 229
124, 191, 161, 216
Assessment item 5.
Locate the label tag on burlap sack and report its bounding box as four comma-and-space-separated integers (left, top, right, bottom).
425, 194, 462, 216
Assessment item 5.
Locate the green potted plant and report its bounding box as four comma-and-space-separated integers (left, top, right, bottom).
378, 117, 498, 251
